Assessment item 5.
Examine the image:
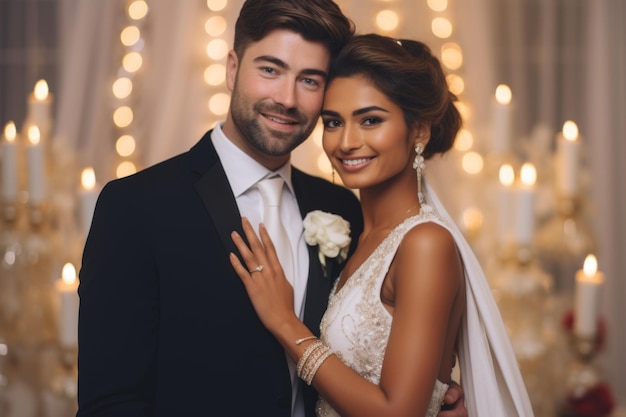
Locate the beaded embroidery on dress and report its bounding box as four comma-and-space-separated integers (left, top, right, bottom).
316, 203, 449, 417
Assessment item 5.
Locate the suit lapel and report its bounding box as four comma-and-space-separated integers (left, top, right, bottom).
190, 131, 243, 256
291, 169, 334, 335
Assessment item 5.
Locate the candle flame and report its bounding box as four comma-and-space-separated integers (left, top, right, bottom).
583, 254, 598, 277
62, 263, 77, 285
28, 126, 41, 145
499, 164, 514, 186
4, 121, 16, 142
562, 120, 579, 141
34, 79, 49, 101
81, 167, 97, 190
520, 163, 537, 186
495, 84, 512, 105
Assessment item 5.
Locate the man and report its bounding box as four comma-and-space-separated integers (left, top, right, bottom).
76, 1, 467, 416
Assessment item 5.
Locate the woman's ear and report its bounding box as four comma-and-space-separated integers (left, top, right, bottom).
412, 121, 431, 148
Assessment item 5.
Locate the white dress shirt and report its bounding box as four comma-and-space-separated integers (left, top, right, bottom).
211, 123, 309, 417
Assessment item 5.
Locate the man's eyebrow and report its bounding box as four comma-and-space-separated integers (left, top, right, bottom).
253, 55, 328, 79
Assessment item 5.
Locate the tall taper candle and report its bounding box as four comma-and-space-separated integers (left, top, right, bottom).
79, 167, 99, 237
514, 163, 537, 247
26, 125, 45, 205
491, 84, 513, 154
556, 120, 580, 197
55, 263, 79, 348
575, 254, 604, 338
1, 121, 19, 203
27, 79, 53, 139
497, 163, 515, 246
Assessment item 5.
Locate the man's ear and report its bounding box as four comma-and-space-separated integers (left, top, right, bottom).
226, 50, 238, 92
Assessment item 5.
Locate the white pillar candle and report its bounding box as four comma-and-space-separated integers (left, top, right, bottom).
514, 163, 537, 246
497, 164, 515, 245
55, 263, 79, 348
26, 125, 45, 205
27, 79, 53, 139
556, 120, 580, 197
79, 167, 99, 237
575, 254, 604, 338
1, 121, 19, 203
490, 84, 513, 154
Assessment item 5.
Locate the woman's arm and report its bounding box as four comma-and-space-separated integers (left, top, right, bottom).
230, 217, 464, 417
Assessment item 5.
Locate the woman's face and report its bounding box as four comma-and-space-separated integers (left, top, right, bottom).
321, 74, 420, 190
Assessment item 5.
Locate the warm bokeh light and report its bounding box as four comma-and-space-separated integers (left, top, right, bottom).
208, 93, 230, 115
446, 73, 465, 96
121, 25, 141, 47
112, 77, 133, 99
116, 135, 136, 157
461, 207, 483, 233
427, 0, 448, 12
122, 52, 143, 73
495, 84, 512, 105
3, 121, 16, 142
117, 161, 137, 178
520, 163, 537, 186
128, 0, 148, 20
81, 167, 97, 190
499, 164, 515, 186
28, 126, 41, 145
462, 151, 483, 175
431, 17, 453, 39
454, 101, 471, 121
205, 16, 227, 37
113, 106, 134, 128
207, 0, 228, 12
562, 120, 579, 140
206, 39, 229, 61
62, 263, 77, 285
441, 42, 463, 70
375, 10, 399, 32
454, 129, 473, 152
34, 79, 49, 100
204, 64, 226, 86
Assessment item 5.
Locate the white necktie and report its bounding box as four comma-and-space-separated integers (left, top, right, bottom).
257, 176, 295, 287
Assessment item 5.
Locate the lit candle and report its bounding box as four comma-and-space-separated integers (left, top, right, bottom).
1, 121, 19, 203
514, 163, 537, 246
26, 125, 45, 205
26, 79, 53, 139
491, 84, 513, 154
55, 263, 79, 348
79, 167, 99, 237
556, 120, 580, 197
575, 254, 604, 337
497, 163, 515, 245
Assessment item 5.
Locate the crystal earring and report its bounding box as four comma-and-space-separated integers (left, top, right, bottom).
413, 143, 425, 204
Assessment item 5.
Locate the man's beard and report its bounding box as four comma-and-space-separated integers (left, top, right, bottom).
229, 89, 317, 156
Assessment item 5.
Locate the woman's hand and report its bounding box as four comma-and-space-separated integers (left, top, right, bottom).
230, 217, 298, 333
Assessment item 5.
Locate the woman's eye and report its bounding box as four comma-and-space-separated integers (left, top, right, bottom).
362, 117, 381, 126
323, 119, 341, 128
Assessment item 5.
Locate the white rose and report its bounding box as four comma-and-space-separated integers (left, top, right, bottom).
303, 210, 351, 266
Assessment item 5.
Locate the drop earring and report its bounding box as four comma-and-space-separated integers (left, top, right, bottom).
413, 143, 425, 204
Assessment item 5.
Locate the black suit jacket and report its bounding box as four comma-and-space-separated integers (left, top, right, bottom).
76, 130, 363, 417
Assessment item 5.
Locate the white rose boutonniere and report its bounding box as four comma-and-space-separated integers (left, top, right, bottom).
303, 210, 351, 267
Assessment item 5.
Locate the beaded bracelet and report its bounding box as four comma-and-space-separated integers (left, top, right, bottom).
296, 340, 333, 385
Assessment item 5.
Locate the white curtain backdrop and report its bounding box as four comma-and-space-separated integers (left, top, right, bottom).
52, 0, 626, 404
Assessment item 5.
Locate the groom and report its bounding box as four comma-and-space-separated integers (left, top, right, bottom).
76, 0, 467, 416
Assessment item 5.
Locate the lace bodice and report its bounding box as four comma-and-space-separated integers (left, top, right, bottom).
316, 206, 450, 417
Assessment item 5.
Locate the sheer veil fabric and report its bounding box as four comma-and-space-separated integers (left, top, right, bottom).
423, 179, 535, 417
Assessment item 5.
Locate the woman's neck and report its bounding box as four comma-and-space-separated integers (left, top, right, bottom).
359, 176, 420, 234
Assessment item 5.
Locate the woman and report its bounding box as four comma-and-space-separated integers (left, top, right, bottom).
230, 34, 534, 416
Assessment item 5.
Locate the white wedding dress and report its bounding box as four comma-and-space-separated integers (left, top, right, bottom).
316, 179, 535, 417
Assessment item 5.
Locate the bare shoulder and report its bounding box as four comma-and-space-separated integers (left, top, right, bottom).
398, 221, 457, 257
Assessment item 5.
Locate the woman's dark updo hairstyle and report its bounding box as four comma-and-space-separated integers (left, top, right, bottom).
327, 33, 462, 159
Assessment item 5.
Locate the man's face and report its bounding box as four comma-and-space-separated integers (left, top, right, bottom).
223, 29, 331, 169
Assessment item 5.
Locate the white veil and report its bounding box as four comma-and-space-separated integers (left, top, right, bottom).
423, 178, 535, 417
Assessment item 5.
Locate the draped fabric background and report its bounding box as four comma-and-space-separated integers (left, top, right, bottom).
1, 0, 624, 406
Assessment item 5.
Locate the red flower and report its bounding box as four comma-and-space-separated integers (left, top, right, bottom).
565, 383, 615, 417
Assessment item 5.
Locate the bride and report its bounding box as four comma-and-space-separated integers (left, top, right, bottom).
230, 33, 534, 417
